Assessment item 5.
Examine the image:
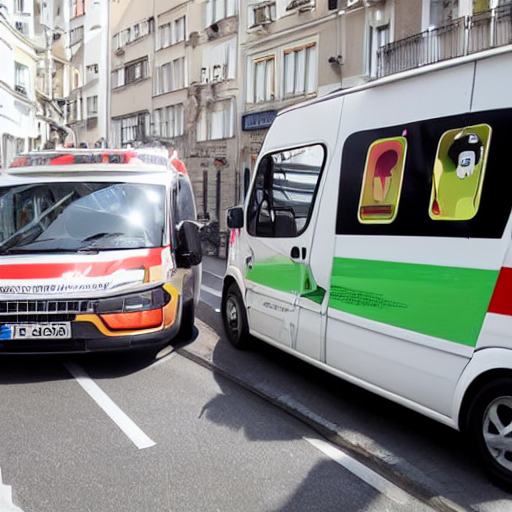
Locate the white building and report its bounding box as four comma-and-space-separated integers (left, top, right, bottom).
0, 2, 38, 168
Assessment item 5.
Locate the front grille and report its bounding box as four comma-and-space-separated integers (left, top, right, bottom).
0, 300, 94, 324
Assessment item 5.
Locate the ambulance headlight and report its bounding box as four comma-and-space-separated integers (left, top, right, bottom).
96, 287, 170, 314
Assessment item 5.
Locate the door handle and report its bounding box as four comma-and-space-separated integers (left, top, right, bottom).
246, 255, 253, 269
291, 247, 306, 260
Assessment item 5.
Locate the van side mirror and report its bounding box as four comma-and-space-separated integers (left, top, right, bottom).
227, 206, 244, 229
176, 221, 203, 268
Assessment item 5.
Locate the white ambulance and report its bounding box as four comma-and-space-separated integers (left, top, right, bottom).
223, 45, 512, 489
0, 148, 202, 354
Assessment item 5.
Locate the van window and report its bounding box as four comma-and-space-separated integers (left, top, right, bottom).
247, 144, 325, 238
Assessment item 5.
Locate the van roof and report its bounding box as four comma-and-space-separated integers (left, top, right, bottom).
278, 43, 512, 117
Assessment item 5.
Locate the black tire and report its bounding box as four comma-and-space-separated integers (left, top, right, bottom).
178, 300, 195, 340
466, 377, 512, 491
222, 283, 250, 349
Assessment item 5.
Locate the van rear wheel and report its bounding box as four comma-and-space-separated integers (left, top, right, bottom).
223, 283, 250, 349
466, 378, 512, 491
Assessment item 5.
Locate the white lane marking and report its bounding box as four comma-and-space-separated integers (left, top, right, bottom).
304, 437, 413, 506
64, 362, 156, 450
200, 284, 222, 298
0, 469, 24, 511
202, 267, 224, 280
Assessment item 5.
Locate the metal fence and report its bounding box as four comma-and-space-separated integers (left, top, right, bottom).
378, 6, 512, 78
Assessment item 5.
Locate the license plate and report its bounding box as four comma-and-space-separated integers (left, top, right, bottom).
1, 323, 71, 340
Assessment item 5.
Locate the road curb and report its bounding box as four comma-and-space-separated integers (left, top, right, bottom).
178, 342, 469, 512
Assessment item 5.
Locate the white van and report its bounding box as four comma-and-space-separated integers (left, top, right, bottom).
223, 45, 512, 490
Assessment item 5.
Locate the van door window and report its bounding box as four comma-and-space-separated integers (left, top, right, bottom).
247, 144, 325, 238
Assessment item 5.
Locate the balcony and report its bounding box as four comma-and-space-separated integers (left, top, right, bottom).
377, 5, 512, 78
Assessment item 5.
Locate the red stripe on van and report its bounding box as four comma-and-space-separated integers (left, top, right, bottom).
488, 267, 512, 316
0, 248, 164, 280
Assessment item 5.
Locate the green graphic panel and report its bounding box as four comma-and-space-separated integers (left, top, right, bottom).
247, 258, 325, 303
329, 257, 498, 346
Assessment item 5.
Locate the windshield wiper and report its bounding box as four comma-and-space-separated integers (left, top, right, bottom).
81, 232, 126, 243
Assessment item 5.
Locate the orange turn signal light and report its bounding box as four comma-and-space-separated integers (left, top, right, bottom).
100, 309, 163, 330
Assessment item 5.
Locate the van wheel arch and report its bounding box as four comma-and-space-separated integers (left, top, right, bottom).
459, 369, 512, 433
459, 369, 512, 491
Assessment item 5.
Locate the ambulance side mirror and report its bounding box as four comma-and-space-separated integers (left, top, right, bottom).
176, 221, 203, 268
227, 206, 244, 229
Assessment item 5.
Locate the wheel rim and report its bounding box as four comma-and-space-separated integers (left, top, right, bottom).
483, 396, 512, 472
225, 296, 241, 341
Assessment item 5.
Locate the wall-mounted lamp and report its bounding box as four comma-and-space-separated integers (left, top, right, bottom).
328, 55, 344, 65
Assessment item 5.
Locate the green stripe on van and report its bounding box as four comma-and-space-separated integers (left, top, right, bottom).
329, 257, 498, 346
247, 259, 325, 303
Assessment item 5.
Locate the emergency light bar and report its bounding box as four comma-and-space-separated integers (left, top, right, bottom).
8, 148, 186, 173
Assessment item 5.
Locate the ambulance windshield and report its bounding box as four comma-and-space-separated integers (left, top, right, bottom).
0, 182, 165, 254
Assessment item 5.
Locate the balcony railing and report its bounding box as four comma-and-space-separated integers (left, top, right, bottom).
377, 5, 512, 78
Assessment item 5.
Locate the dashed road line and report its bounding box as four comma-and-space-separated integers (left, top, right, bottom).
304, 436, 430, 508
201, 284, 222, 298
64, 361, 156, 450
0, 469, 24, 512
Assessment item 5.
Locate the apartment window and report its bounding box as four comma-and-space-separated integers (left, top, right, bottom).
204, 0, 237, 28
250, 55, 275, 103
70, 26, 84, 46
86, 64, 98, 82
153, 109, 162, 136
158, 23, 171, 49
86, 96, 98, 117
173, 16, 186, 44
197, 99, 234, 142
14, 0, 24, 13
368, 25, 389, 77
117, 113, 150, 145
203, 38, 236, 82
14, 62, 29, 97
71, 0, 85, 18
155, 105, 185, 138
154, 57, 186, 94
15, 22, 29, 35
125, 58, 149, 84
283, 42, 317, 96
111, 68, 125, 88
249, 2, 276, 28
173, 58, 184, 88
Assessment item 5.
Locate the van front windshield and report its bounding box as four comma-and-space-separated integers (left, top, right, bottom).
0, 182, 165, 254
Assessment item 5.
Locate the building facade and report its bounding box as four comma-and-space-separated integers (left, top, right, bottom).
0, 1, 38, 168
3, 0, 511, 243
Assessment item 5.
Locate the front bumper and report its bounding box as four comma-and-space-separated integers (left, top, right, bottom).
0, 286, 183, 354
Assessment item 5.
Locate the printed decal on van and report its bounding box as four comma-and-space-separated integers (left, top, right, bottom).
329, 257, 499, 346
429, 124, 491, 221
358, 136, 407, 224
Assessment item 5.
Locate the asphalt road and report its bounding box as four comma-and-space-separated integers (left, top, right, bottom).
0, 257, 509, 511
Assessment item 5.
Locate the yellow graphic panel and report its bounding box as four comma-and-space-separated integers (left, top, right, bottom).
429, 124, 491, 221
358, 137, 407, 224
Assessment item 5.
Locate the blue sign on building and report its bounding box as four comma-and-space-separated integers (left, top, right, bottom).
242, 110, 278, 131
